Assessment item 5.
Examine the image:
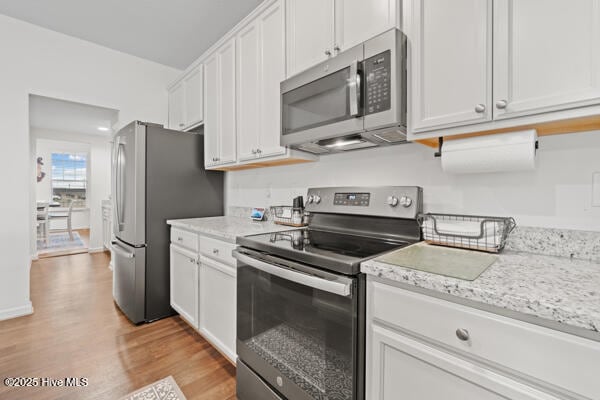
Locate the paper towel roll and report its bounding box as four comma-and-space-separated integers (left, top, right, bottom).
441, 130, 537, 174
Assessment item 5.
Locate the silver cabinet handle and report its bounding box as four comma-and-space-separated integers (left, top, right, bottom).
233, 250, 352, 297
212, 248, 219, 254
256, 149, 262, 154
325, 49, 332, 57
333, 44, 341, 53
474, 104, 486, 113
177, 237, 183, 241
179, 123, 184, 127
251, 149, 256, 154
456, 328, 470, 341
496, 100, 508, 109
189, 258, 196, 263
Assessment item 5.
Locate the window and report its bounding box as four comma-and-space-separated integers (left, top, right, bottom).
51, 152, 87, 208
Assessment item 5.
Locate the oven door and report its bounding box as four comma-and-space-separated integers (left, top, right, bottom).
281, 46, 364, 147
234, 249, 364, 400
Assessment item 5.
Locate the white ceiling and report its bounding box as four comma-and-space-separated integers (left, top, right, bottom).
29, 95, 119, 136
0, 0, 262, 69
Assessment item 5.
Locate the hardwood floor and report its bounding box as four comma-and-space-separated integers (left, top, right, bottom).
0, 252, 237, 400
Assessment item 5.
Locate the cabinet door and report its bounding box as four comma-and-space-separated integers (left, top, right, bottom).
493, 0, 600, 120
217, 38, 237, 164
203, 53, 220, 167
368, 324, 559, 400
285, 0, 334, 77
168, 81, 185, 130
257, 0, 287, 158
199, 258, 236, 362
237, 21, 261, 161
334, 0, 397, 52
409, 0, 492, 133
183, 65, 203, 127
169, 244, 199, 329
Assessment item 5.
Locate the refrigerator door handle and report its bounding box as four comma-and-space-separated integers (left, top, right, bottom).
115, 141, 126, 231
111, 241, 135, 259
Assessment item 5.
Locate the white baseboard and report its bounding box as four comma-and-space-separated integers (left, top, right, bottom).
88, 247, 107, 253
31, 254, 39, 261
0, 302, 34, 321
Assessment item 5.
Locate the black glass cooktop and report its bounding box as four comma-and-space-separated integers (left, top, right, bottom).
238, 228, 412, 275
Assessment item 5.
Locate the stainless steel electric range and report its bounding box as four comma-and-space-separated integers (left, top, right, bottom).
233, 186, 423, 400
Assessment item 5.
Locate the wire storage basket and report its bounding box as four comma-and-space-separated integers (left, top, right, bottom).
417, 213, 516, 253
270, 205, 307, 227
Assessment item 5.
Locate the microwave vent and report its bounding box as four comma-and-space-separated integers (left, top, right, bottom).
373, 129, 407, 143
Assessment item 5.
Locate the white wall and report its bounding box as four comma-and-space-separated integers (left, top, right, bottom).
0, 14, 180, 320
227, 130, 600, 231
33, 130, 113, 252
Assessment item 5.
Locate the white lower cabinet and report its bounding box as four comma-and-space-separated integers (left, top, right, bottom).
366, 277, 600, 400
169, 227, 237, 364
198, 257, 237, 362
169, 244, 199, 329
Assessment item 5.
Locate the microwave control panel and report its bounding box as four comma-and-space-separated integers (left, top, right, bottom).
363, 50, 391, 115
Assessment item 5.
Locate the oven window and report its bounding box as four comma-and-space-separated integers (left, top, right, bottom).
238, 265, 357, 400
282, 66, 354, 135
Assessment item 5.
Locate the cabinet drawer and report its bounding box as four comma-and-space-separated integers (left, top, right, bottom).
170, 227, 199, 252
199, 236, 237, 266
369, 280, 600, 399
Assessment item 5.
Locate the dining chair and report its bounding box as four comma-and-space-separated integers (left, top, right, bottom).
49, 200, 75, 240
36, 201, 50, 245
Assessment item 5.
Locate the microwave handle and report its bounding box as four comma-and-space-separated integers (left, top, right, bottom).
349, 61, 361, 117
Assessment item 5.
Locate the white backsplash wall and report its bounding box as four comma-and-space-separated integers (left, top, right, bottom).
226, 130, 600, 231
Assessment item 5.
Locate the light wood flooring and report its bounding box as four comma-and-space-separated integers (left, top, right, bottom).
0, 252, 237, 400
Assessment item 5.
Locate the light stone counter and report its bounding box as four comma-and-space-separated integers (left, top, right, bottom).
167, 216, 293, 244
362, 245, 600, 336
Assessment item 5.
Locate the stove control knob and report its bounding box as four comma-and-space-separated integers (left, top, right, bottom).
313, 195, 322, 204
307, 195, 314, 204
400, 196, 413, 208
387, 196, 399, 207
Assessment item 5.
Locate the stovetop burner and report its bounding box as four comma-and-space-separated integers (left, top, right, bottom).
238, 228, 413, 275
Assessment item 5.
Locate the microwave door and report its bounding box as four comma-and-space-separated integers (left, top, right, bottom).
281, 64, 364, 146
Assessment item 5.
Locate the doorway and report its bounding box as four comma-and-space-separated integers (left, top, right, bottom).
29, 94, 119, 259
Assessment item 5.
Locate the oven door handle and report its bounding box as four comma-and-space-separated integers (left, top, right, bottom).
233, 251, 353, 297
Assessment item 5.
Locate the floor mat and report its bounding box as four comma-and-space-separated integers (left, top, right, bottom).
37, 232, 85, 251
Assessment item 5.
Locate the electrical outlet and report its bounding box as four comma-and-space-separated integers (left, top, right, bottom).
593, 172, 600, 207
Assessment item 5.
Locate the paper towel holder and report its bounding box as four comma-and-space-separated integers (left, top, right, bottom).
433, 136, 538, 158
434, 137, 443, 158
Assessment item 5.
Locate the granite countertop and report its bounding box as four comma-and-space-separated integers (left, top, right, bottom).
167, 216, 293, 243
362, 247, 600, 335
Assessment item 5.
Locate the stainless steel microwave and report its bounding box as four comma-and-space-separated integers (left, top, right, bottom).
280, 28, 407, 154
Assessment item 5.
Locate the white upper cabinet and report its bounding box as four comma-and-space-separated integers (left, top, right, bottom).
183, 65, 203, 127
257, 1, 287, 158
286, 0, 398, 77
237, 22, 261, 161
493, 0, 600, 120
203, 54, 220, 166
285, 0, 334, 77
334, 0, 398, 52
409, 0, 493, 133
168, 65, 204, 130
203, 38, 237, 167
168, 81, 185, 130
237, 0, 287, 161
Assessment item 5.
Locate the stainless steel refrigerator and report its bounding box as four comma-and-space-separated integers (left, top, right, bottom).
111, 121, 223, 324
